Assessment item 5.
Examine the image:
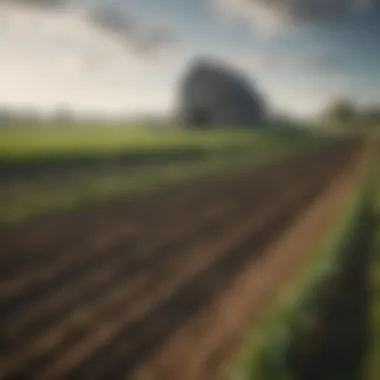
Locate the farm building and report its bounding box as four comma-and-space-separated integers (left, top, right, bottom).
177, 59, 267, 129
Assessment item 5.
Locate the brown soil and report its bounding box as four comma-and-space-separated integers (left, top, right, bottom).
0, 138, 371, 380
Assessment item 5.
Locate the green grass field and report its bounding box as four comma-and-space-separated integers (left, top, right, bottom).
0, 127, 300, 160
0, 126, 323, 223
363, 156, 380, 380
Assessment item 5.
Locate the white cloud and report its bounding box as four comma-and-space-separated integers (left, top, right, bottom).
1, 0, 178, 56
0, 0, 367, 118
213, 0, 293, 34
0, 4, 183, 115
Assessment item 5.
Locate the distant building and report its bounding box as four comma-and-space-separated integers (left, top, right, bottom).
177, 58, 267, 129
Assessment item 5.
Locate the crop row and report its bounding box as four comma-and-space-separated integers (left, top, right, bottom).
226, 151, 377, 380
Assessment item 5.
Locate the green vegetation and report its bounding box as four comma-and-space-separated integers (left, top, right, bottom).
365, 238, 380, 380
0, 127, 303, 161
0, 149, 276, 223
2, 126, 378, 378
225, 143, 380, 380
363, 159, 380, 380
322, 98, 358, 127
226, 159, 373, 380
320, 97, 380, 131
0, 127, 324, 223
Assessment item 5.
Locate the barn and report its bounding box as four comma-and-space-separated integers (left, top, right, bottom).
177, 59, 267, 129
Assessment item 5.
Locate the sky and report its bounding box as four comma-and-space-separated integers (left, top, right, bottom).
1, 0, 380, 118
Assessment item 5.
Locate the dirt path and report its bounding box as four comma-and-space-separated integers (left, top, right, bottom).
131, 140, 373, 380
0, 138, 370, 380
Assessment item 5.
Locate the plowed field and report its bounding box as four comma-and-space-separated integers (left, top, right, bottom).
0, 139, 368, 380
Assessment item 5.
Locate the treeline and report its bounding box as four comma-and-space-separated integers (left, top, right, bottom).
321, 98, 380, 129
0, 106, 77, 126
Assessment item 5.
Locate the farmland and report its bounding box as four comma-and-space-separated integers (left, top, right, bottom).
0, 127, 306, 160
226, 139, 378, 380
0, 124, 378, 380
0, 127, 322, 223
0, 125, 373, 380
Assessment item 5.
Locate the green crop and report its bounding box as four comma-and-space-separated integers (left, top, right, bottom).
226, 161, 373, 380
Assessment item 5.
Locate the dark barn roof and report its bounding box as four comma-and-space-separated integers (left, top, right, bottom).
178, 59, 267, 128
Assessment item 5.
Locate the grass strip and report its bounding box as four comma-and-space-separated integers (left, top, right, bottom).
0, 128, 320, 162
362, 152, 380, 380
226, 158, 373, 380
0, 136, 323, 224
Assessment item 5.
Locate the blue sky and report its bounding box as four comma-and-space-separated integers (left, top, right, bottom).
1, 0, 380, 117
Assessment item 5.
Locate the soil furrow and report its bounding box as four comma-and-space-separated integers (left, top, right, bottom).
0, 139, 366, 380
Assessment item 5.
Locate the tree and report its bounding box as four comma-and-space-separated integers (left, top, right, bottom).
363, 106, 380, 127
322, 98, 357, 127
53, 105, 75, 124
0, 107, 12, 125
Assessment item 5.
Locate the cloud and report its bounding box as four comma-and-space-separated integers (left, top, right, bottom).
1, 0, 177, 56
0, 0, 66, 9
213, 0, 377, 32
214, 41, 333, 80
88, 4, 177, 56
0, 4, 178, 115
